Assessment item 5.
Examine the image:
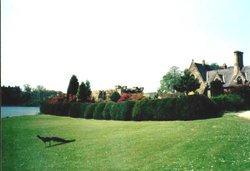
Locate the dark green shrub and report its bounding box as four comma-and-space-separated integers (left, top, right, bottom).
93, 102, 106, 120
79, 103, 89, 118
84, 103, 97, 119
132, 100, 153, 121
40, 103, 56, 115
156, 98, 177, 120
176, 95, 220, 120
211, 94, 244, 112
54, 102, 70, 116
116, 101, 136, 120
40, 102, 70, 116
110, 103, 119, 120
69, 102, 81, 117
102, 102, 114, 120
109, 92, 121, 102
132, 95, 220, 121
231, 86, 250, 109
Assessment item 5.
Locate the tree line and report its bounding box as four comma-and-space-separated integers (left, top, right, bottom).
1, 85, 58, 106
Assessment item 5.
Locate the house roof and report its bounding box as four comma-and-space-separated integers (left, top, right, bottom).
194, 63, 213, 81
207, 66, 250, 87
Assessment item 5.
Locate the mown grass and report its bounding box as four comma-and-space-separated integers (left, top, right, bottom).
2, 113, 250, 170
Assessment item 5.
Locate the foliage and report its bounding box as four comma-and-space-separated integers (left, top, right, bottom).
98, 90, 107, 101
102, 102, 114, 120
93, 102, 106, 120
230, 86, 250, 109
158, 66, 182, 94
210, 80, 224, 96
77, 82, 86, 102
22, 84, 32, 105
47, 92, 65, 104
76, 80, 92, 102
84, 103, 97, 119
210, 63, 220, 70
41, 95, 221, 121
109, 92, 121, 102
128, 93, 146, 101
117, 93, 130, 102
122, 87, 144, 93
110, 101, 136, 120
67, 75, 79, 101
1, 85, 58, 106
85, 80, 92, 102
211, 94, 245, 112
69, 103, 82, 118
1, 86, 23, 105
132, 95, 220, 121
173, 69, 200, 95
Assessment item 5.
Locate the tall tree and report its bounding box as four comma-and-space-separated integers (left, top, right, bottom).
76, 80, 92, 102
22, 84, 32, 105
67, 75, 79, 101
158, 66, 182, 94
77, 82, 86, 102
173, 69, 200, 95
85, 80, 92, 101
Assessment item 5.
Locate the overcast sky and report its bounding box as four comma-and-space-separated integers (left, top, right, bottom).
2, 0, 250, 92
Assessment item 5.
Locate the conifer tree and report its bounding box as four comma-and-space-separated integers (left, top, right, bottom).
77, 82, 86, 102
67, 75, 79, 101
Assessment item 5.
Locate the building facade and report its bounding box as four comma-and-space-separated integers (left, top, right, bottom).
189, 51, 250, 96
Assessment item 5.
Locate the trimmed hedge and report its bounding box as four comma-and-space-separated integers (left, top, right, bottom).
93, 102, 106, 120
102, 102, 114, 120
113, 101, 135, 121
132, 95, 220, 121
211, 94, 244, 112
84, 103, 97, 119
40, 95, 221, 121
68, 103, 89, 118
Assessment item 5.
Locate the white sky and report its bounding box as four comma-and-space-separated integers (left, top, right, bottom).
2, 0, 250, 92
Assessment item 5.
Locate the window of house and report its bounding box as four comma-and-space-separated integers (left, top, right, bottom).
237, 76, 243, 84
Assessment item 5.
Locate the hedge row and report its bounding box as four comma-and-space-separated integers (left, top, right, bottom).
211, 94, 246, 112
41, 95, 223, 121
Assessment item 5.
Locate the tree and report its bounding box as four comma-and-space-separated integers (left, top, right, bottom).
67, 75, 79, 101
173, 69, 200, 95
76, 80, 92, 102
22, 84, 32, 105
210, 80, 224, 96
85, 80, 92, 101
77, 82, 86, 102
98, 90, 107, 101
1, 86, 22, 105
109, 92, 121, 102
210, 63, 220, 70
158, 66, 182, 94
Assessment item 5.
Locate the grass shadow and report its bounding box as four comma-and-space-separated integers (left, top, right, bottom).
45, 140, 76, 148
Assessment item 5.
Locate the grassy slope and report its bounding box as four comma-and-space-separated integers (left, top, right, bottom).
2, 114, 250, 171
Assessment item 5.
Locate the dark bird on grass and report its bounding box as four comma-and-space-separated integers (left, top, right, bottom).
37, 135, 75, 147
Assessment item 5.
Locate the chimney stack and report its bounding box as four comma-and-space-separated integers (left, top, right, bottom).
202, 60, 205, 66
234, 51, 244, 75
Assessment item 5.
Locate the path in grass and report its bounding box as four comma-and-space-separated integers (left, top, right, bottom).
2, 114, 250, 171
237, 110, 250, 120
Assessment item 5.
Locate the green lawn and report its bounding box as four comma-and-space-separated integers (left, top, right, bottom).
2, 113, 250, 171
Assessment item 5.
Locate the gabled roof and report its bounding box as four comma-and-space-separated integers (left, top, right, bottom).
207, 66, 250, 87
193, 63, 213, 81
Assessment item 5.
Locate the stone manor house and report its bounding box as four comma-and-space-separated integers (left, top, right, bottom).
189, 51, 250, 96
